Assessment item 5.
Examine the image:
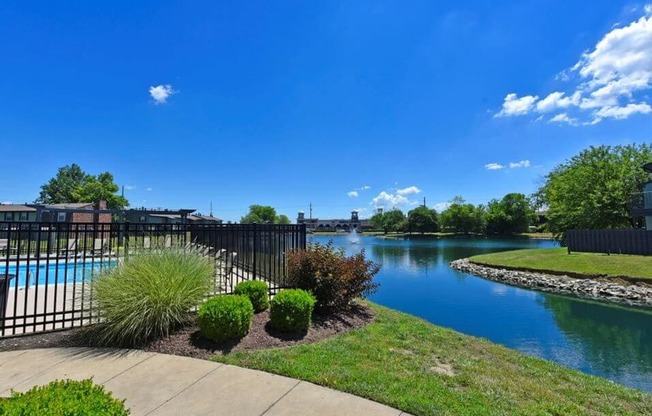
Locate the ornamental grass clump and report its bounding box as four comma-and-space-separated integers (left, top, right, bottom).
197, 295, 254, 343
0, 379, 129, 415
286, 242, 380, 313
269, 289, 315, 333
90, 249, 213, 347
234, 280, 270, 312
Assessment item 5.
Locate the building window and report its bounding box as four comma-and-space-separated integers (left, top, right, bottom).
139, 215, 146, 222
57, 212, 66, 222
5, 213, 13, 221
19, 212, 28, 221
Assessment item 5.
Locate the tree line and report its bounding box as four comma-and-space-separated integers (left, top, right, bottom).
371, 143, 652, 240
370, 193, 536, 235
33, 143, 651, 238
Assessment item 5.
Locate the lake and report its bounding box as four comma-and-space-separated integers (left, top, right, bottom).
309, 234, 652, 392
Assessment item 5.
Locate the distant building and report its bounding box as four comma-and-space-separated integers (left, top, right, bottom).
0, 203, 222, 225
123, 208, 222, 225
296, 210, 371, 231
630, 163, 652, 230
0, 201, 111, 224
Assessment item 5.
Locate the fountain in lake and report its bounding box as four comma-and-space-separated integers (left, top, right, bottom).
348, 228, 360, 244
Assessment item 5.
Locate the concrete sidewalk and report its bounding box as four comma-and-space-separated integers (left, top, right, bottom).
0, 348, 409, 416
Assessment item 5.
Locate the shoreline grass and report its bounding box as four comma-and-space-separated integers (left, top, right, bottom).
469, 247, 652, 280
214, 302, 651, 416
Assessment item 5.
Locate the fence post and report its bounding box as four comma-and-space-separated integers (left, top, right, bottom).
252, 223, 257, 281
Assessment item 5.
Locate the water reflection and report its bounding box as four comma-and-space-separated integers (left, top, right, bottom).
541, 295, 652, 388
311, 235, 652, 392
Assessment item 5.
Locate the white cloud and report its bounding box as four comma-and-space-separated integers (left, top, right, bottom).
485, 163, 505, 170
1, 201, 12, 205
536, 92, 580, 112
496, 93, 539, 117
145, 187, 153, 192
396, 186, 421, 196
124, 185, 136, 190
549, 113, 578, 125
496, 8, 652, 124
370, 190, 421, 209
372, 191, 409, 207
360, 185, 371, 191
433, 202, 451, 212
347, 191, 359, 198
509, 160, 531, 168
486, 160, 531, 170
353, 207, 368, 216
594, 102, 652, 120
149, 84, 176, 104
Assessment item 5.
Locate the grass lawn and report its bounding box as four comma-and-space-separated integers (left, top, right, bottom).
215, 302, 651, 416
469, 247, 652, 280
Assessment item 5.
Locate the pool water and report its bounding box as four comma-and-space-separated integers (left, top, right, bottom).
1, 260, 116, 287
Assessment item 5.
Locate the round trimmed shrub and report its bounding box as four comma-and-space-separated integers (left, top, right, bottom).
269, 289, 316, 333
234, 280, 270, 313
198, 295, 254, 343
0, 378, 129, 415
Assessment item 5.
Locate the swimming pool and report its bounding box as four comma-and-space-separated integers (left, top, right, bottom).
0, 260, 117, 288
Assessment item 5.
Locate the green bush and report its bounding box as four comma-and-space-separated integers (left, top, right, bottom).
198, 295, 254, 343
0, 379, 129, 415
234, 280, 269, 312
286, 242, 380, 312
90, 249, 214, 347
269, 289, 315, 333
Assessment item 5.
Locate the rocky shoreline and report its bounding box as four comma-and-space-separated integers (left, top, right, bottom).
450, 258, 652, 308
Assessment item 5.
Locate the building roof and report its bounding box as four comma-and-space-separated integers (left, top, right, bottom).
149, 214, 183, 220
0, 204, 37, 212
45, 203, 94, 209
188, 215, 222, 222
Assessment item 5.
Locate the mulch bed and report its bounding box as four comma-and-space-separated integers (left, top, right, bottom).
0, 303, 375, 361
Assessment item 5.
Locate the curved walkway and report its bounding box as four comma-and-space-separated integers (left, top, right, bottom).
0, 348, 408, 416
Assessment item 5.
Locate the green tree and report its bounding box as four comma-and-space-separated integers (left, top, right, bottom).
370, 209, 406, 233
36, 164, 90, 204
370, 212, 385, 231
240, 205, 290, 224
440, 196, 485, 234
72, 172, 129, 210
537, 144, 652, 241
277, 214, 291, 224
406, 206, 439, 233
485, 193, 535, 235
36, 164, 128, 209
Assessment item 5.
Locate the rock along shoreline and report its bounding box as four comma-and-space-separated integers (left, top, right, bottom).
450, 258, 652, 309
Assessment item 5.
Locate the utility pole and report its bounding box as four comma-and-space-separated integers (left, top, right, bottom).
210, 201, 213, 216
309, 202, 313, 219
423, 197, 426, 207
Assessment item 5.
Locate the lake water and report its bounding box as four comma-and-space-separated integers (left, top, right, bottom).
310, 234, 652, 392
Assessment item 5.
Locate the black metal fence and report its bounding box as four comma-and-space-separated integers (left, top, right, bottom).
0, 222, 306, 337
567, 229, 652, 255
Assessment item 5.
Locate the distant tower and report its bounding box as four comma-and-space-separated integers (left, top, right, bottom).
297, 211, 305, 224
351, 210, 359, 222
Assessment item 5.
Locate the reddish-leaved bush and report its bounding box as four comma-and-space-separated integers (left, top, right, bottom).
286, 242, 380, 312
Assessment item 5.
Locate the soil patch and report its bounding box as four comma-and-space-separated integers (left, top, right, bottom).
0, 303, 375, 360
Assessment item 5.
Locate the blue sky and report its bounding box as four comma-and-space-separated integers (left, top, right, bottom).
2, 1, 651, 222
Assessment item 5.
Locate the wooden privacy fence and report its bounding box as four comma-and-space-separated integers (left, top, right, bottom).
567, 229, 652, 255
